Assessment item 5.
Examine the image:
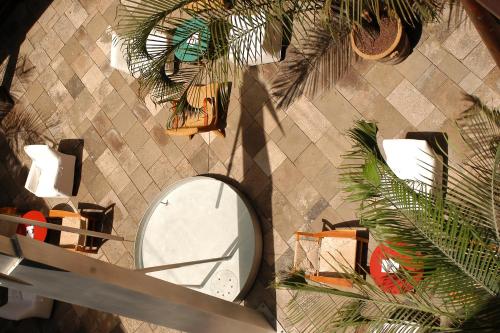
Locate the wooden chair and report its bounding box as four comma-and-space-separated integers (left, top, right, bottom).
293, 230, 368, 288
166, 82, 231, 138
49, 203, 115, 253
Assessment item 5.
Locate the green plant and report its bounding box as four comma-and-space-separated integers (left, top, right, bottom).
277, 96, 500, 332
116, 0, 445, 114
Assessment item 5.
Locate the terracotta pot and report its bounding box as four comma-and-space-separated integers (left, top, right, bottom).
350, 18, 411, 65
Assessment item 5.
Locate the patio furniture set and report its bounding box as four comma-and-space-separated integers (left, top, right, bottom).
293, 136, 442, 294
111, 1, 285, 139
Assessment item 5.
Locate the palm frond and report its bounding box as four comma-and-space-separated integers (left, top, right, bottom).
116, 0, 445, 112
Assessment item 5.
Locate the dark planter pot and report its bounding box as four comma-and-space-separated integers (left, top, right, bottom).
350, 18, 412, 65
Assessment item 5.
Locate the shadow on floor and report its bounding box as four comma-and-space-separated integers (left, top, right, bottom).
58, 139, 84, 196
0, 0, 53, 90
221, 67, 283, 328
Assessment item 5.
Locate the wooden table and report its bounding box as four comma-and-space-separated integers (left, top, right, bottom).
16, 210, 48, 242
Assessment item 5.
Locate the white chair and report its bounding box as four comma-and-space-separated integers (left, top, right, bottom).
382, 139, 441, 193
111, 28, 174, 76
0, 289, 53, 320
24, 145, 75, 198
228, 13, 284, 66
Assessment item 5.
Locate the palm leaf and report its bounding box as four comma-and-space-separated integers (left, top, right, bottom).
116, 0, 445, 112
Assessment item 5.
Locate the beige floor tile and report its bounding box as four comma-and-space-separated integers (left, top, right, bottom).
86, 12, 108, 41
394, 50, 431, 84
102, 90, 126, 119
334, 69, 368, 101
38, 66, 59, 89
459, 72, 482, 94
473, 84, 500, 109
60, 36, 84, 64
311, 162, 341, 201
364, 63, 404, 97
175, 157, 197, 178
40, 29, 64, 59
188, 145, 218, 174
51, 54, 76, 85
82, 63, 105, 93
71, 52, 94, 78
462, 43, 496, 79
95, 148, 120, 176
131, 164, 153, 193
295, 144, 329, 181
442, 20, 480, 60
135, 138, 163, 171
417, 36, 447, 65
148, 155, 176, 189
118, 182, 140, 208
312, 87, 362, 133
286, 97, 331, 142
33, 91, 57, 122
414, 65, 447, 100
316, 126, 351, 168
417, 108, 447, 132
24, 80, 44, 104
273, 158, 304, 195
48, 80, 74, 111
387, 80, 435, 127
277, 124, 311, 162
142, 182, 161, 203
428, 79, 471, 119
436, 52, 469, 84
254, 140, 286, 176
65, 1, 88, 28
53, 14, 76, 43
287, 178, 322, 217
117, 147, 139, 178
107, 166, 132, 194
254, 105, 287, 135
124, 122, 150, 152
483, 67, 499, 93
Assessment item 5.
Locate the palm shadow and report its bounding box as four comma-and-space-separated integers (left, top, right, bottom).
222, 67, 285, 329
271, 26, 352, 110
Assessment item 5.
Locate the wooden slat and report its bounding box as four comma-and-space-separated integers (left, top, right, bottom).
0, 214, 124, 241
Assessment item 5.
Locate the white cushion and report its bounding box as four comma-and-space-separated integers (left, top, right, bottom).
229, 14, 283, 66
24, 145, 75, 198
318, 237, 357, 273
111, 31, 131, 74
383, 139, 438, 192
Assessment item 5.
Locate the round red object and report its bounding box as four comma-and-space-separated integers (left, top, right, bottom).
16, 210, 48, 242
370, 244, 424, 294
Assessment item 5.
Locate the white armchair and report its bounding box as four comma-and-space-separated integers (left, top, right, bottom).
0, 289, 53, 320
382, 139, 442, 193
228, 13, 284, 66
24, 145, 76, 198
111, 28, 174, 76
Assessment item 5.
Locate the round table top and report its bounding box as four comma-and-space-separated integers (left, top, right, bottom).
135, 176, 262, 302
173, 18, 210, 62
369, 244, 424, 294
17, 210, 47, 241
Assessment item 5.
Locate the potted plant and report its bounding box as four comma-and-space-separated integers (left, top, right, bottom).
277, 96, 500, 331
117, 1, 442, 107
350, 10, 411, 64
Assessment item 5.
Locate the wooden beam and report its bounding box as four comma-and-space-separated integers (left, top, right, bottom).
0, 235, 273, 333
0, 214, 124, 241
461, 0, 500, 66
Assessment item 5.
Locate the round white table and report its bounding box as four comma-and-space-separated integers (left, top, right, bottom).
135, 176, 262, 302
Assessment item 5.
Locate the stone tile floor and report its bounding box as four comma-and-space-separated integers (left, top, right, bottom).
0, 0, 498, 332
